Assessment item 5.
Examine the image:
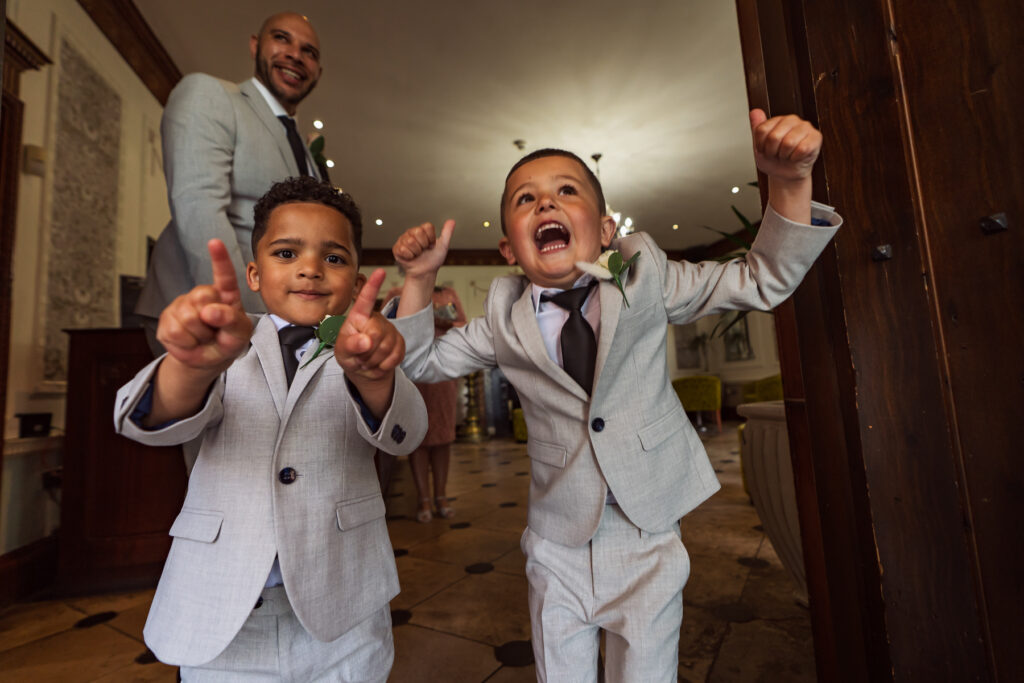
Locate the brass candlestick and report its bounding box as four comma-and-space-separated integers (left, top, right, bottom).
459, 370, 486, 443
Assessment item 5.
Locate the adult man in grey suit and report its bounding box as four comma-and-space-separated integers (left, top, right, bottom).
137, 12, 324, 351
390, 110, 842, 681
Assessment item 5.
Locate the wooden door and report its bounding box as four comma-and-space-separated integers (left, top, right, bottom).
735, 0, 1023, 679
59, 329, 187, 594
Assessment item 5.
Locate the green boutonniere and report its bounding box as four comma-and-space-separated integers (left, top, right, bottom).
300, 313, 346, 368
576, 249, 640, 307
308, 133, 327, 171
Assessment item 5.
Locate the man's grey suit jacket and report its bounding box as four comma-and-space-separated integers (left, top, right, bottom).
137, 75, 321, 318
395, 203, 840, 548
114, 316, 427, 666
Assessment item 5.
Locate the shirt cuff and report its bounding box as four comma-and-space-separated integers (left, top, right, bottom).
344, 378, 383, 433
128, 382, 180, 431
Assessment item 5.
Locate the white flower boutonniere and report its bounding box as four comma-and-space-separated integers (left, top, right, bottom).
300, 313, 346, 368
576, 250, 640, 307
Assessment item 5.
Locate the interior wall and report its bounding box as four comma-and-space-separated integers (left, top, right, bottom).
2, 0, 168, 554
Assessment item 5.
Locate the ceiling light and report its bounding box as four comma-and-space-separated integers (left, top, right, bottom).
325, 159, 335, 168
313, 120, 324, 129
375, 219, 383, 226
483, 221, 490, 228
731, 186, 740, 194
624, 217, 633, 228
672, 224, 679, 230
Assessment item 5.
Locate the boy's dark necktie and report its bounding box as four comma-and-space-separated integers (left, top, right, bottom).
541, 280, 598, 394
277, 116, 310, 177
279, 325, 316, 386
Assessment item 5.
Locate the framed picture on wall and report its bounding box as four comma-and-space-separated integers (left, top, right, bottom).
723, 314, 755, 362
673, 323, 706, 370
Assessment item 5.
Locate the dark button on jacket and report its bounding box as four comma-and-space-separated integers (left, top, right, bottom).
279, 467, 298, 484
591, 418, 605, 432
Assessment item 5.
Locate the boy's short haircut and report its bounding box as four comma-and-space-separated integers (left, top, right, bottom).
499, 149, 606, 235
252, 176, 363, 264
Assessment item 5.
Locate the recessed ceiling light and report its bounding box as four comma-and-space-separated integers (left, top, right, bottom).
325, 159, 335, 168
375, 219, 383, 226
672, 224, 679, 230
313, 120, 324, 129
731, 186, 740, 194
483, 221, 490, 228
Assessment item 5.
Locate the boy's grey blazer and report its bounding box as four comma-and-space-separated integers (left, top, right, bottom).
395, 204, 840, 548
137, 74, 321, 318
113, 316, 427, 666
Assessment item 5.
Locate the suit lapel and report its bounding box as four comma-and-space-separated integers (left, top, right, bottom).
511, 286, 589, 400
239, 79, 301, 177
283, 344, 334, 416
250, 316, 288, 419
593, 280, 623, 392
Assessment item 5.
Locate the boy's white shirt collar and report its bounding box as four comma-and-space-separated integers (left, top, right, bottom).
268, 314, 317, 359
530, 273, 597, 314
250, 77, 290, 118
530, 273, 601, 369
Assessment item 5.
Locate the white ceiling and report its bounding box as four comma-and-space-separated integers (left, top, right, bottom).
133, 0, 763, 252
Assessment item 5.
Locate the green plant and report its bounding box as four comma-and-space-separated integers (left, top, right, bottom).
700, 188, 760, 339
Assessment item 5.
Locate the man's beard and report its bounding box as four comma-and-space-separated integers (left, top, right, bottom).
255, 51, 317, 108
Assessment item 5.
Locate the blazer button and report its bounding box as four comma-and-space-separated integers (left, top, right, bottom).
591, 418, 605, 432
278, 467, 298, 484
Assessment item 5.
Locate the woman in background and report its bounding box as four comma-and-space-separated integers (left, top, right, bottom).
409, 285, 467, 522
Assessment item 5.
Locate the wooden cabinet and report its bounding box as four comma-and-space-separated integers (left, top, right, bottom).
59, 329, 186, 594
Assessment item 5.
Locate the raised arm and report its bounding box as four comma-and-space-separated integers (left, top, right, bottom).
749, 108, 821, 225
148, 239, 253, 424
392, 219, 455, 317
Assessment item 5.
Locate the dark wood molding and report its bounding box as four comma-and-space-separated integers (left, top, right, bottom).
0, 536, 58, 607
76, 0, 181, 106
3, 21, 52, 97
2, 23, 53, 559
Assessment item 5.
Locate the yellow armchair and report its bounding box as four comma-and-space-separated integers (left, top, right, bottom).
671, 375, 722, 433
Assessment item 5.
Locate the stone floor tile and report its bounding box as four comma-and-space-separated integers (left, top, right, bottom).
678, 657, 714, 683
679, 604, 729, 661
106, 602, 152, 643
389, 624, 500, 682
485, 663, 538, 682
409, 572, 531, 646
65, 589, 155, 618
708, 620, 815, 682
472, 502, 528, 534
491, 547, 527, 576
0, 624, 142, 682
392, 555, 468, 610
407, 526, 522, 567
0, 600, 84, 654
89, 659, 178, 682
685, 552, 751, 608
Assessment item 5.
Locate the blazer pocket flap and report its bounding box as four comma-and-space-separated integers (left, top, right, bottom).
528, 439, 567, 468
336, 495, 386, 530
169, 509, 224, 543
638, 407, 685, 451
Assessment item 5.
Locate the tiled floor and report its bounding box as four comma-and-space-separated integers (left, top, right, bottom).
0, 425, 816, 681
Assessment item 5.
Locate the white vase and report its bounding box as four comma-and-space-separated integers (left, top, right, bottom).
737, 400, 808, 605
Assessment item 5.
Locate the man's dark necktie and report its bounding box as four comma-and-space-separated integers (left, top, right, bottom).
278, 116, 310, 177
541, 280, 598, 394
279, 325, 316, 386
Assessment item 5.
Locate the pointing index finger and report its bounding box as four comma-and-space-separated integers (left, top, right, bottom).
347, 269, 387, 327
207, 239, 241, 306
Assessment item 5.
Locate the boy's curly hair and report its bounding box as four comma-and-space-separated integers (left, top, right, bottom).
252, 177, 363, 264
